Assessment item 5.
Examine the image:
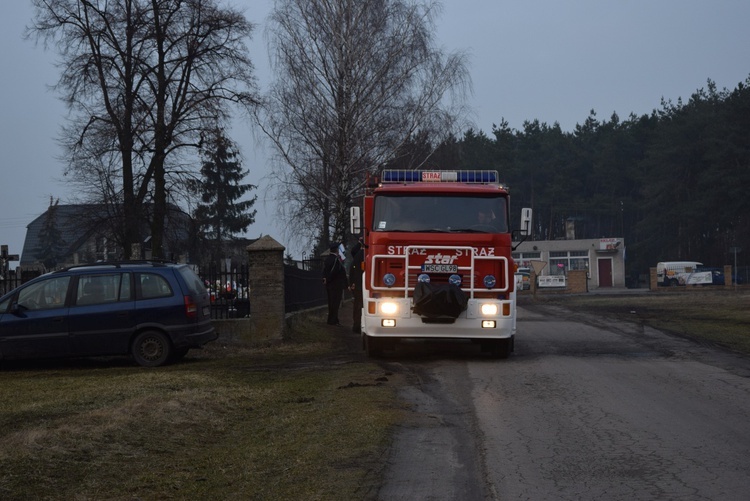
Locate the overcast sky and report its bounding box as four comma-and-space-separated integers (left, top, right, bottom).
2, 0, 749, 262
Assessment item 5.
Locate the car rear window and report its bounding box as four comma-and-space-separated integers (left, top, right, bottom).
137, 273, 173, 299
177, 266, 208, 296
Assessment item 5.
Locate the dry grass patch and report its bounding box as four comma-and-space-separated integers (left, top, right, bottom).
540, 289, 750, 354
0, 312, 403, 501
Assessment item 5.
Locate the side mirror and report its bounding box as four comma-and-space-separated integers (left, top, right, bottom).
512, 208, 533, 250
520, 208, 532, 236
350, 206, 362, 235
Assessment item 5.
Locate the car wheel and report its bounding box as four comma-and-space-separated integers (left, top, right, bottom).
132, 330, 172, 367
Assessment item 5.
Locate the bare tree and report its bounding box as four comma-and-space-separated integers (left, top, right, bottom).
258, 0, 470, 251
28, 0, 257, 259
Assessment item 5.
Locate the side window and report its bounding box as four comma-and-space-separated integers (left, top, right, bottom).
137, 273, 173, 300
76, 273, 130, 306
120, 273, 132, 301
17, 276, 71, 311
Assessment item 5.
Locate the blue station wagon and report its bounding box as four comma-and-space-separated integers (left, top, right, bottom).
0, 261, 216, 367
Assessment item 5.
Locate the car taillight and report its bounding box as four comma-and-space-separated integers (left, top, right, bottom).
184, 295, 198, 318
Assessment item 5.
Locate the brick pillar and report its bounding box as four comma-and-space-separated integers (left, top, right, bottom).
724, 265, 732, 287
247, 235, 286, 341
567, 270, 588, 293
649, 267, 658, 290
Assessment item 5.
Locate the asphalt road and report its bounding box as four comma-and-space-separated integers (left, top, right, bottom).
377, 301, 750, 501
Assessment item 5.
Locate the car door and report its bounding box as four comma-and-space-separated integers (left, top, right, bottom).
0, 275, 72, 359
68, 272, 136, 356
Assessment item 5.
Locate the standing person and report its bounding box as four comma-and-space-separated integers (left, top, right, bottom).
322, 243, 347, 325
349, 238, 365, 334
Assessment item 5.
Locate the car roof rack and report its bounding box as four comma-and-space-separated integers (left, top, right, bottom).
56, 259, 177, 273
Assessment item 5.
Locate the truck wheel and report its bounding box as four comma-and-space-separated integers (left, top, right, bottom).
485, 339, 511, 359
365, 335, 384, 357
669, 279, 679, 287
132, 330, 172, 367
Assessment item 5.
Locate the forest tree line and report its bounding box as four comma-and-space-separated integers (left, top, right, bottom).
394, 78, 750, 277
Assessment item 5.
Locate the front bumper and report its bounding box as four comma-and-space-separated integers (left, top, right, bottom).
363, 297, 514, 339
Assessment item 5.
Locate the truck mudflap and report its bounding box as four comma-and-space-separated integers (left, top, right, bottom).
412, 282, 467, 319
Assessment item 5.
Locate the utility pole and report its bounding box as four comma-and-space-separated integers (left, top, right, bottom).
730, 246, 741, 291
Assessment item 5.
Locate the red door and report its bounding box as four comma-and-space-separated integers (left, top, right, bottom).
598, 259, 613, 287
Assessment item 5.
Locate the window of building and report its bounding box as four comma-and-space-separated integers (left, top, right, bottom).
513, 251, 541, 267
549, 250, 590, 275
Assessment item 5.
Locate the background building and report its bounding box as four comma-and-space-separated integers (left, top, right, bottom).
513, 237, 626, 290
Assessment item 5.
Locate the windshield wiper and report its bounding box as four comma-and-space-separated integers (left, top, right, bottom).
448, 228, 489, 233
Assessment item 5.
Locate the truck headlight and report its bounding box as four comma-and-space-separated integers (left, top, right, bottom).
381, 301, 398, 315
481, 303, 498, 316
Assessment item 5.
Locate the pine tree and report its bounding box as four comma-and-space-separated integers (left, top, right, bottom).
192, 129, 257, 263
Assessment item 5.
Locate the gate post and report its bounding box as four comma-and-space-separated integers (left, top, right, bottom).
247, 235, 286, 341
649, 267, 658, 290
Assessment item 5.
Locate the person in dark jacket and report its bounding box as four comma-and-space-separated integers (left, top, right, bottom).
348, 238, 365, 334
323, 243, 347, 325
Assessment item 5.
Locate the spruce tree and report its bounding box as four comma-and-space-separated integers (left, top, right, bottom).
192, 129, 257, 263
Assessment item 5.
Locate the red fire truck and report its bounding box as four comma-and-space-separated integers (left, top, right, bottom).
350, 169, 531, 358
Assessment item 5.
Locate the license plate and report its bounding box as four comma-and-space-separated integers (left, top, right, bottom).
421, 264, 458, 273
203, 306, 210, 316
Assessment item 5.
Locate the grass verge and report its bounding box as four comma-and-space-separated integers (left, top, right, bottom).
0, 309, 403, 501
536, 289, 750, 354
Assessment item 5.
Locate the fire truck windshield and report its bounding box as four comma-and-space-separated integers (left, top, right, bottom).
372, 195, 508, 233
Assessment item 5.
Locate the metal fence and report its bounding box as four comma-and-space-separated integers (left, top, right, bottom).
197, 258, 327, 319
284, 258, 326, 312
0, 269, 44, 296
198, 264, 251, 320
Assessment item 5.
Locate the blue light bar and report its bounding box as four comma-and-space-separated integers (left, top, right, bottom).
382, 170, 422, 183
457, 171, 498, 183
381, 169, 499, 184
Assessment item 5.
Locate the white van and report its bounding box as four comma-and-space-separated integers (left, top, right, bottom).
656, 261, 704, 286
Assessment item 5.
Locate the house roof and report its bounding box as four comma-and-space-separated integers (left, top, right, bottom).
21, 205, 102, 266
20, 204, 191, 266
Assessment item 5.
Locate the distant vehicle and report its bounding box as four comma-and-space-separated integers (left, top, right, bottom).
516, 267, 531, 290
694, 267, 725, 285
0, 261, 216, 367
696, 266, 744, 286
656, 261, 704, 286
